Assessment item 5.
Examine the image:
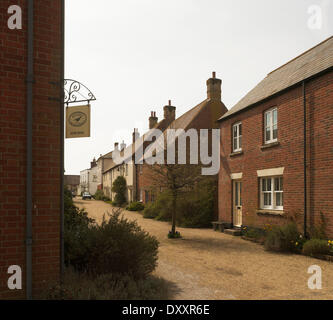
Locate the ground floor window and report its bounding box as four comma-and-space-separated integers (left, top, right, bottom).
260, 176, 283, 210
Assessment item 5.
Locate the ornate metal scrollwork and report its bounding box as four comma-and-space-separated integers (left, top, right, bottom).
64, 79, 96, 105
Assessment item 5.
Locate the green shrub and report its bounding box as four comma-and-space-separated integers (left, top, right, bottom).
94, 190, 111, 202
177, 179, 216, 228
112, 176, 127, 206
40, 268, 171, 300
127, 202, 145, 211
68, 208, 159, 279
264, 223, 304, 253
242, 227, 265, 240
64, 189, 96, 267
168, 231, 181, 239
302, 239, 331, 256
143, 191, 172, 220
142, 178, 216, 228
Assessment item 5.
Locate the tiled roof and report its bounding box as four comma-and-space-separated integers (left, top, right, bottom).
219, 36, 333, 120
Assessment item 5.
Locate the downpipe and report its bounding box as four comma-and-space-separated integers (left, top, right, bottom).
26, 0, 34, 300
303, 81, 307, 238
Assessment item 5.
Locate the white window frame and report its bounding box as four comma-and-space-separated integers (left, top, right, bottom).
232, 122, 242, 152
264, 108, 278, 144
260, 176, 283, 210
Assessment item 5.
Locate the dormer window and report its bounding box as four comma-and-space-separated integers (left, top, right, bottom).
232, 122, 242, 152
265, 108, 278, 144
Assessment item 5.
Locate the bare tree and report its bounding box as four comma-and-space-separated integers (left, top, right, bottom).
145, 161, 203, 236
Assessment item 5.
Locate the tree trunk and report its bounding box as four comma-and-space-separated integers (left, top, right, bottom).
171, 192, 177, 235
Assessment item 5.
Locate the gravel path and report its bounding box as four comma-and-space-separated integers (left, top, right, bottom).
75, 198, 333, 300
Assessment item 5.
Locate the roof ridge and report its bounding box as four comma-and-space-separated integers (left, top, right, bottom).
267, 36, 333, 76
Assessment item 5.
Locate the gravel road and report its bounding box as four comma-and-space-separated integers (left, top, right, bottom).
75, 198, 333, 300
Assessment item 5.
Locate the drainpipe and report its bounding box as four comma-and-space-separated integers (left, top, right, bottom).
26, 0, 34, 300
303, 81, 307, 238
60, 0, 65, 280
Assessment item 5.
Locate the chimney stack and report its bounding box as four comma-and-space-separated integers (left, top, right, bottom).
114, 142, 119, 150
132, 128, 140, 143
149, 111, 158, 129
90, 157, 97, 168
207, 71, 221, 101
120, 141, 126, 151
163, 100, 176, 123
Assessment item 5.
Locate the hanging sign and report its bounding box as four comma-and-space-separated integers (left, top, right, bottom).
66, 105, 91, 139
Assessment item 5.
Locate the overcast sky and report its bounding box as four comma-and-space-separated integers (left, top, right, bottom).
64, 0, 332, 175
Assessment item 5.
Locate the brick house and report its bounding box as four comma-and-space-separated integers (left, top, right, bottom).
137, 73, 228, 204
218, 37, 333, 237
0, 1, 64, 299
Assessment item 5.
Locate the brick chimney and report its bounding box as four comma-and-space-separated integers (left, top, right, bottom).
163, 100, 176, 122
90, 157, 97, 168
132, 128, 140, 143
149, 111, 158, 129
207, 72, 222, 101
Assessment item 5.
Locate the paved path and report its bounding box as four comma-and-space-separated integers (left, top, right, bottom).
75, 198, 333, 300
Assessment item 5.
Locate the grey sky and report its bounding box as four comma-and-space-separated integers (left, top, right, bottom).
65, 0, 332, 175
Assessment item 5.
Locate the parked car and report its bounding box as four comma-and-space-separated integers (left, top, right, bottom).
82, 192, 92, 200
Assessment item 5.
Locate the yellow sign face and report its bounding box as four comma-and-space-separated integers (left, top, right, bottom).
66, 105, 91, 139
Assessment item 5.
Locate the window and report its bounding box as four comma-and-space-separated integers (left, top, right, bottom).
260, 176, 283, 210
139, 189, 143, 202
125, 164, 128, 176
232, 122, 242, 152
145, 190, 149, 202
264, 108, 278, 144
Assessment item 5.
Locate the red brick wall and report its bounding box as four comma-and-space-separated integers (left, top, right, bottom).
0, 0, 62, 299
218, 70, 333, 237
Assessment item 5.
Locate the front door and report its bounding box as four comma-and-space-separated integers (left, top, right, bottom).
233, 180, 242, 227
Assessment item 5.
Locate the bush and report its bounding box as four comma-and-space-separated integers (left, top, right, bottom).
168, 231, 181, 239
94, 190, 111, 202
127, 202, 145, 211
302, 239, 331, 257
142, 191, 172, 220
112, 176, 127, 206
142, 178, 216, 228
64, 189, 96, 267
177, 179, 216, 228
264, 223, 304, 253
68, 208, 159, 279
242, 227, 265, 240
40, 268, 171, 300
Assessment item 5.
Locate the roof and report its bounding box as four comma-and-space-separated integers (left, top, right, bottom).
168, 100, 209, 130
64, 175, 80, 185
102, 117, 171, 173
219, 36, 333, 121
141, 99, 215, 160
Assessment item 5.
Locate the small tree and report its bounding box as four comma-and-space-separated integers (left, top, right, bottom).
147, 162, 203, 237
112, 176, 127, 206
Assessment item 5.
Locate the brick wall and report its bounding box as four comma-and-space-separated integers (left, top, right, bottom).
218, 70, 333, 237
0, 0, 62, 299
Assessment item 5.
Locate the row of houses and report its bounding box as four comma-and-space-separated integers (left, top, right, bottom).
80, 36, 333, 238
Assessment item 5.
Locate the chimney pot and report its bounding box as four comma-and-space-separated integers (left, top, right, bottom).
114, 142, 119, 150
149, 111, 158, 129
212, 71, 216, 78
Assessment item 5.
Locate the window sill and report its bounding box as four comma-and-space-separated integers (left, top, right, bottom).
261, 141, 280, 150
256, 209, 284, 217
230, 150, 243, 157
